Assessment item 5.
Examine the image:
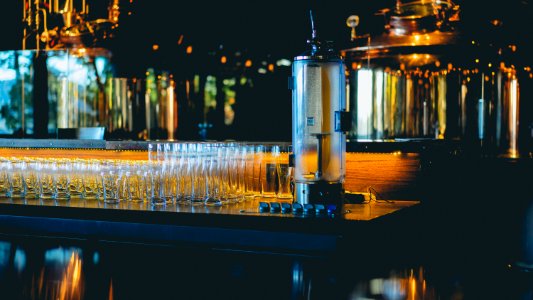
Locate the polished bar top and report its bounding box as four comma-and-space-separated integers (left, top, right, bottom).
0, 198, 419, 254
0, 197, 417, 222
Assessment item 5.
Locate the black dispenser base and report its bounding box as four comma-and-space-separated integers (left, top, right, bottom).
294, 182, 344, 208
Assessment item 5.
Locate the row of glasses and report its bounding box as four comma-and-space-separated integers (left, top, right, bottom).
148, 141, 294, 206
0, 157, 139, 204
0, 141, 294, 206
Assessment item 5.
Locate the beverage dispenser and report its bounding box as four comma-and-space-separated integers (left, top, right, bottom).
291, 12, 350, 206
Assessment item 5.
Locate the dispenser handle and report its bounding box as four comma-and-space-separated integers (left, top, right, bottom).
335, 110, 351, 133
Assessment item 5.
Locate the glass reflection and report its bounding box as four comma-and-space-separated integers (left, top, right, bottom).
0, 237, 531, 299
348, 267, 448, 300
34, 247, 85, 300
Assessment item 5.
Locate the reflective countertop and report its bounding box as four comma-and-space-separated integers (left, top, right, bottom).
0, 197, 418, 221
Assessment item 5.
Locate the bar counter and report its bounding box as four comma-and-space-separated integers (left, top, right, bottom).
0, 197, 419, 257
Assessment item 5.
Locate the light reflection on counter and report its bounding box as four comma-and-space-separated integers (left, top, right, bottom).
348, 267, 446, 300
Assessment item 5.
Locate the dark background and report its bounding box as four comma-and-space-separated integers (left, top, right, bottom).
2, 1, 532, 58
1, 1, 532, 141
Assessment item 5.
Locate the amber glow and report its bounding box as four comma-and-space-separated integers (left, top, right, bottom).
0, 150, 420, 199
245, 59, 252, 67
491, 19, 503, 26
345, 152, 420, 198
58, 253, 83, 300
268, 64, 274, 72
152, 44, 159, 51
0, 148, 148, 160
220, 56, 227, 64
186, 45, 193, 54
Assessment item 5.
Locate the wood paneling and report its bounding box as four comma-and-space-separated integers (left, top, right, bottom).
345, 152, 421, 200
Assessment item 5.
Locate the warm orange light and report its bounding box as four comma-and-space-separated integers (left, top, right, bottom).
220, 56, 227, 64
58, 252, 83, 300
268, 64, 274, 72
177, 34, 184, 45
152, 44, 159, 51
491, 19, 502, 27
186, 45, 193, 54
345, 152, 420, 197
245, 59, 252, 67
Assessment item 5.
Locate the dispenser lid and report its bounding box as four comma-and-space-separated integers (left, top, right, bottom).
295, 10, 342, 61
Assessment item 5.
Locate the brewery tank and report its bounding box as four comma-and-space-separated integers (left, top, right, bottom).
342, 0, 533, 157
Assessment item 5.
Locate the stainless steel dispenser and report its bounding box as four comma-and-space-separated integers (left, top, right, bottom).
291, 12, 349, 206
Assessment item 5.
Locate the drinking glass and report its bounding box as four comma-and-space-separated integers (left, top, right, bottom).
83, 160, 102, 200
252, 145, 264, 197
162, 156, 177, 204
125, 161, 148, 202
7, 158, 26, 198
261, 145, 279, 198
0, 158, 12, 198
235, 144, 246, 202
174, 143, 188, 204
39, 160, 57, 199
146, 160, 166, 205
204, 143, 222, 206
276, 145, 293, 199
69, 159, 85, 199
100, 160, 121, 204
242, 145, 255, 198
21, 158, 40, 199
224, 143, 239, 203
55, 159, 71, 201
191, 143, 207, 205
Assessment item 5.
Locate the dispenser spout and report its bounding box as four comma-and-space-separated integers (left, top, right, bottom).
310, 10, 317, 40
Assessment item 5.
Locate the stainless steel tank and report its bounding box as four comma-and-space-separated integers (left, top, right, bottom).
291, 12, 349, 206
342, 0, 533, 157
0, 49, 178, 139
